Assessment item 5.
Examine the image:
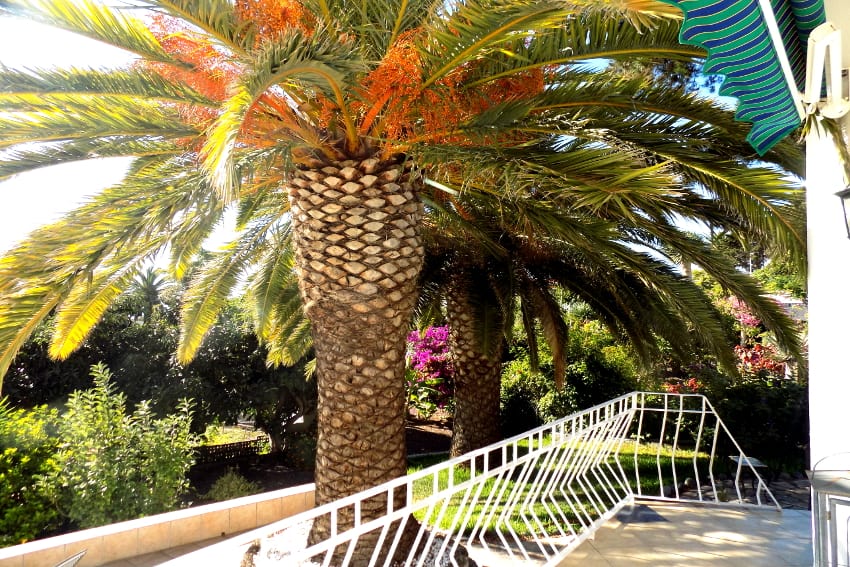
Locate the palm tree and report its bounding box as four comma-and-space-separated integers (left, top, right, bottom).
419, 183, 804, 456
0, 0, 805, 551
132, 266, 166, 322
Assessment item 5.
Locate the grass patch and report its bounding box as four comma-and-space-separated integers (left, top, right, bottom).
405, 438, 710, 538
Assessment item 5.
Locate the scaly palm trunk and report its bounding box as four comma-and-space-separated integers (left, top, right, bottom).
287, 152, 424, 558
446, 272, 504, 458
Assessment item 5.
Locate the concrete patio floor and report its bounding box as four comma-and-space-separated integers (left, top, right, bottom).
108, 502, 812, 566
557, 503, 812, 567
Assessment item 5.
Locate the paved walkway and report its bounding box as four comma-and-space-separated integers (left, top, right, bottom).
557, 503, 812, 567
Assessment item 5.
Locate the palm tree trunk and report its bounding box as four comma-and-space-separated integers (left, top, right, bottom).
446, 272, 503, 458
287, 153, 424, 558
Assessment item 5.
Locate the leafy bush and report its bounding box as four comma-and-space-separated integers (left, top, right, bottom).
500, 358, 551, 436
43, 364, 197, 529
710, 377, 808, 473
282, 432, 318, 471
500, 320, 638, 434
0, 400, 61, 546
202, 468, 261, 502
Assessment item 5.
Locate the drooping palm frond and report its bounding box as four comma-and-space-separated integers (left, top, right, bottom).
178, 214, 281, 362
300, 0, 435, 59
0, 140, 174, 181
465, 14, 700, 88
49, 260, 146, 360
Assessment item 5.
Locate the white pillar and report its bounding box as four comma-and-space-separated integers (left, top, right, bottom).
808, 0, 850, 469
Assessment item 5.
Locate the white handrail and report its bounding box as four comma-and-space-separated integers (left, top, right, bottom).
246, 392, 778, 566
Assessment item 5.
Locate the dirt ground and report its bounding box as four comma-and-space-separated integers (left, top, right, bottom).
188, 416, 452, 500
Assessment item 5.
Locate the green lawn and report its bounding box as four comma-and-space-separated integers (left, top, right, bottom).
405, 439, 710, 538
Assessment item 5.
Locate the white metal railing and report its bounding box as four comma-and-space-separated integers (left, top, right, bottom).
247, 392, 779, 567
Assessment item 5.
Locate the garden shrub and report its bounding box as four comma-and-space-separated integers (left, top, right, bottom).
0, 400, 61, 546
202, 468, 261, 502
43, 363, 197, 529
500, 357, 552, 436
710, 377, 808, 473
500, 337, 637, 434
282, 432, 317, 471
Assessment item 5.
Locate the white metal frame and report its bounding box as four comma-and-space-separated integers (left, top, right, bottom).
804, 22, 850, 119
250, 392, 779, 566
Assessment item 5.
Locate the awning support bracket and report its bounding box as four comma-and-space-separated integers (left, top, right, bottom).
804, 22, 850, 119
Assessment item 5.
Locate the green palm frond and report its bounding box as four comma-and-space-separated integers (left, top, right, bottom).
465, 14, 700, 88
265, 315, 312, 367
0, 139, 175, 181
0, 99, 197, 149
0, 289, 62, 382
652, 231, 803, 361
248, 238, 312, 366
49, 261, 144, 360
518, 275, 568, 389
178, 216, 278, 363
419, 0, 570, 88
1, 0, 186, 66
0, 67, 214, 106
247, 232, 298, 339
300, 0, 434, 59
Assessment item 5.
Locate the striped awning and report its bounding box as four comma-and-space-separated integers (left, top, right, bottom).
658, 0, 826, 155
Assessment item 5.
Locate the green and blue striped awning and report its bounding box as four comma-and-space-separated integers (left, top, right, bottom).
658, 0, 826, 155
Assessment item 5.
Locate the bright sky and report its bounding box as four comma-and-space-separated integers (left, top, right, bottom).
0, 15, 134, 254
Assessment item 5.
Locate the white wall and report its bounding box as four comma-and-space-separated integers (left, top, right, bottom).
807, 0, 850, 470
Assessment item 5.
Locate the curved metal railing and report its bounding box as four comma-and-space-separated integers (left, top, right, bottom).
239, 392, 778, 566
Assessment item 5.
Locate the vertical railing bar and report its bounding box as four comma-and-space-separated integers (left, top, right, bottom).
584, 415, 620, 509
671, 395, 684, 500
340, 536, 358, 567
633, 394, 646, 496
554, 430, 586, 526
414, 493, 451, 567
701, 395, 781, 510
567, 421, 603, 524
657, 395, 670, 498
469, 468, 509, 553
734, 451, 745, 503
321, 545, 335, 567
709, 412, 721, 503
380, 513, 410, 567
563, 424, 597, 530
366, 520, 392, 567
693, 396, 707, 502
495, 456, 538, 562
599, 404, 637, 503
520, 434, 565, 559
451, 478, 489, 555
403, 505, 434, 567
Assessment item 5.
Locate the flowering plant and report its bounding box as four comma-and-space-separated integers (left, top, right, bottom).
727, 297, 761, 328
663, 376, 703, 394
734, 343, 785, 378
405, 326, 454, 418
